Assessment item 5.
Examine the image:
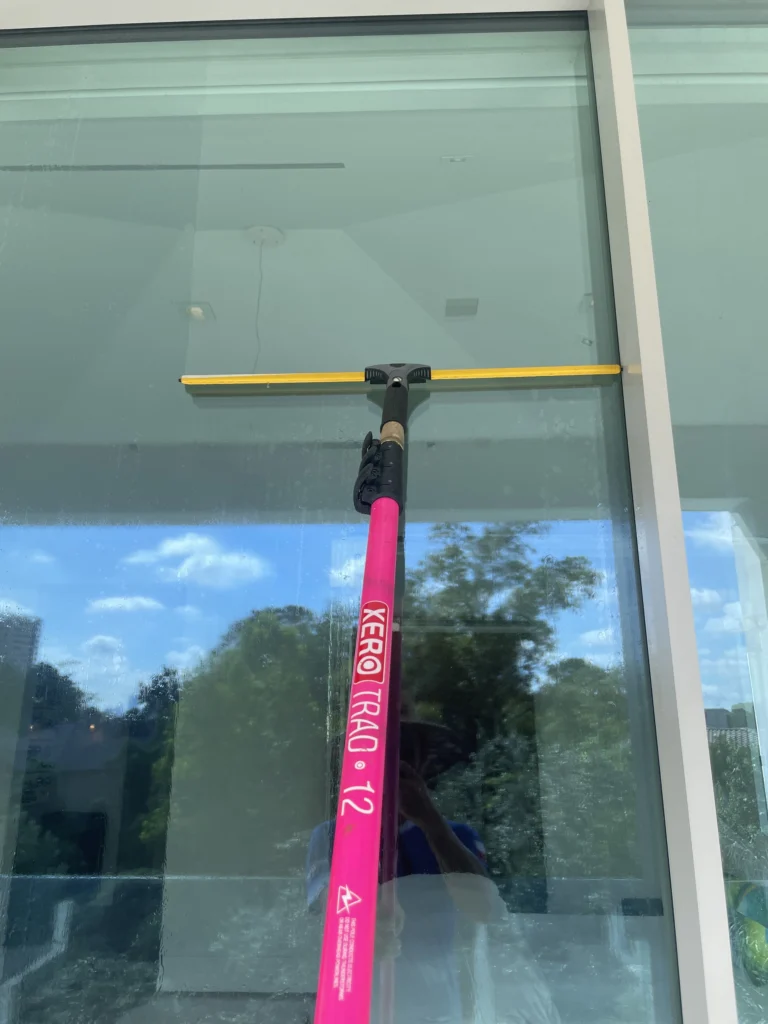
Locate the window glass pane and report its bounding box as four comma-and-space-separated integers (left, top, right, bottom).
0, 22, 677, 1024
628, 11, 768, 1022
0, 24, 617, 387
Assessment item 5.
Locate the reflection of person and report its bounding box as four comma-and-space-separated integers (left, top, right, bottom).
307, 698, 504, 1023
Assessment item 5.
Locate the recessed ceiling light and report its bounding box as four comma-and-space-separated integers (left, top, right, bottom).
180, 302, 216, 322
441, 155, 472, 164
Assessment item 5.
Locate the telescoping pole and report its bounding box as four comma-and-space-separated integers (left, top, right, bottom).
314, 363, 430, 1024
378, 473, 407, 1024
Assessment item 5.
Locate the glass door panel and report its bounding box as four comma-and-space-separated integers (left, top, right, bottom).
0, 18, 678, 1024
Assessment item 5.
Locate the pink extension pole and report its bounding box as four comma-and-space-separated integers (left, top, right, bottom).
315, 496, 399, 1024
315, 363, 430, 1024
378, 530, 404, 1024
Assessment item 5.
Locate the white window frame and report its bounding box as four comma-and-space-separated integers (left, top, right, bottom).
0, 2, 739, 1022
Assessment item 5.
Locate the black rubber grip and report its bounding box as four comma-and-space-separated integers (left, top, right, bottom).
381, 380, 408, 430
376, 441, 404, 507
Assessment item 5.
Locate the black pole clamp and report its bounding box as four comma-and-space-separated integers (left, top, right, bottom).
353, 363, 431, 515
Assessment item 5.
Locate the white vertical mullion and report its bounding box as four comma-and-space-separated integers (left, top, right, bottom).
587, 1, 737, 1022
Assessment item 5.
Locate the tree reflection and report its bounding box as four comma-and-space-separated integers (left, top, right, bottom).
12, 521, 640, 883
6, 520, 658, 1023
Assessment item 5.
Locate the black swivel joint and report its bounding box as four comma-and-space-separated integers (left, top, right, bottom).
365, 363, 431, 430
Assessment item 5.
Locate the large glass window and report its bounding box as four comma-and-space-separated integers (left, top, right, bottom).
0, 21, 679, 1023
629, 9, 768, 1022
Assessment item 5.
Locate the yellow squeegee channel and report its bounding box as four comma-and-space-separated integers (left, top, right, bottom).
180, 364, 621, 390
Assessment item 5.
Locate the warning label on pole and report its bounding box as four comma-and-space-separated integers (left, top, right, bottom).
332, 915, 357, 1001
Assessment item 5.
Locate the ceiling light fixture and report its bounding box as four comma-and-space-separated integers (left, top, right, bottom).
181, 302, 216, 323
245, 225, 286, 248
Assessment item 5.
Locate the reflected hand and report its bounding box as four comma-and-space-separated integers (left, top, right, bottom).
399, 761, 437, 828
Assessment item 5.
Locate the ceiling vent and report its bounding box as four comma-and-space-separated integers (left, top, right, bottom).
444, 298, 479, 319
